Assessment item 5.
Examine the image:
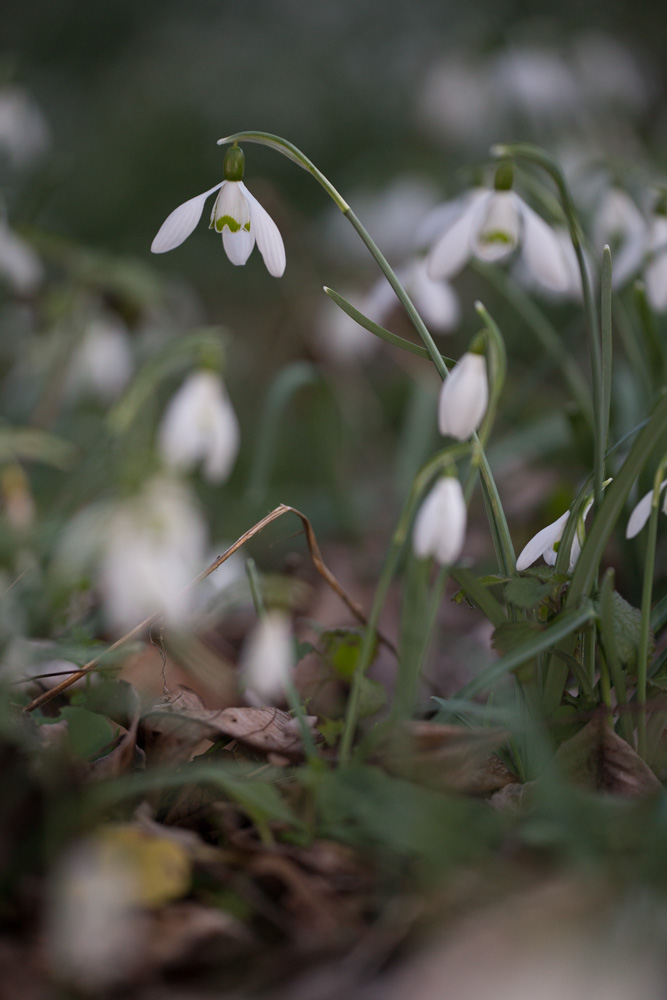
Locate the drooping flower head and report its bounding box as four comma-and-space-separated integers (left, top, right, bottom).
151, 144, 285, 276
438, 348, 488, 441
427, 162, 577, 296
516, 497, 594, 572
413, 474, 467, 566
158, 370, 240, 484
626, 479, 667, 539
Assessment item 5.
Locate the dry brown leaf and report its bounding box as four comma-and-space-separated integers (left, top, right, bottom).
551, 713, 662, 795
144, 687, 319, 759
378, 721, 517, 796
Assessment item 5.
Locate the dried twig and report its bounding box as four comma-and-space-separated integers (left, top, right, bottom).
24, 503, 394, 714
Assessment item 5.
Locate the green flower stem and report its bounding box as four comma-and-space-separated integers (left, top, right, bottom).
543, 393, 667, 713
636, 457, 667, 758
472, 302, 516, 578
221, 132, 517, 753
339, 445, 469, 762
600, 246, 613, 455
344, 208, 448, 380
492, 142, 604, 509
598, 568, 633, 745
472, 260, 592, 429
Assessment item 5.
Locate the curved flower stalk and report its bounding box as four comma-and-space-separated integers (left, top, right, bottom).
366, 257, 460, 334
412, 474, 467, 566
151, 145, 285, 277
426, 178, 576, 295
516, 498, 593, 572
158, 370, 240, 483
241, 609, 293, 704
438, 350, 488, 440
626, 479, 667, 538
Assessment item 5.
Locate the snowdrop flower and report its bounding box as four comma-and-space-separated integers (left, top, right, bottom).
58, 478, 208, 633
0, 216, 43, 294
438, 351, 488, 440
427, 170, 575, 295
413, 475, 467, 566
0, 85, 50, 168
67, 316, 134, 402
644, 204, 667, 312
516, 499, 593, 572
593, 188, 646, 287
158, 370, 240, 483
151, 144, 285, 276
241, 610, 293, 704
626, 480, 667, 539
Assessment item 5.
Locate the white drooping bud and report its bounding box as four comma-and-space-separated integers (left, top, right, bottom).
158, 371, 240, 484
241, 610, 293, 703
438, 352, 488, 440
413, 475, 467, 566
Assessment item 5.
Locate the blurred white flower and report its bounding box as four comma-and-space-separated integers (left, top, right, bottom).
67, 316, 134, 402
158, 370, 240, 483
0, 216, 43, 294
0, 85, 50, 168
46, 838, 145, 990
644, 212, 667, 312
314, 288, 382, 364
438, 352, 488, 440
427, 188, 575, 294
416, 56, 491, 148
593, 188, 646, 287
571, 32, 649, 112
368, 258, 460, 334
99, 478, 207, 632
59, 478, 208, 633
626, 480, 667, 539
413, 475, 467, 565
152, 176, 285, 277
490, 46, 579, 124
516, 499, 593, 571
324, 176, 442, 262
241, 610, 293, 704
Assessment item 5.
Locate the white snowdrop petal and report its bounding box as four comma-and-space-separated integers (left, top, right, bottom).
626, 481, 667, 539
242, 182, 286, 277
427, 191, 489, 279
410, 260, 460, 331
222, 225, 255, 265
151, 183, 222, 253
520, 202, 572, 292
413, 477, 467, 565
474, 191, 521, 263
516, 511, 570, 571
438, 353, 488, 440
159, 372, 240, 482
241, 610, 293, 703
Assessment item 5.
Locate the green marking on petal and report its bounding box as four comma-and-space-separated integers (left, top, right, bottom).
244, 221, 251, 232
481, 230, 514, 246
215, 215, 242, 233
